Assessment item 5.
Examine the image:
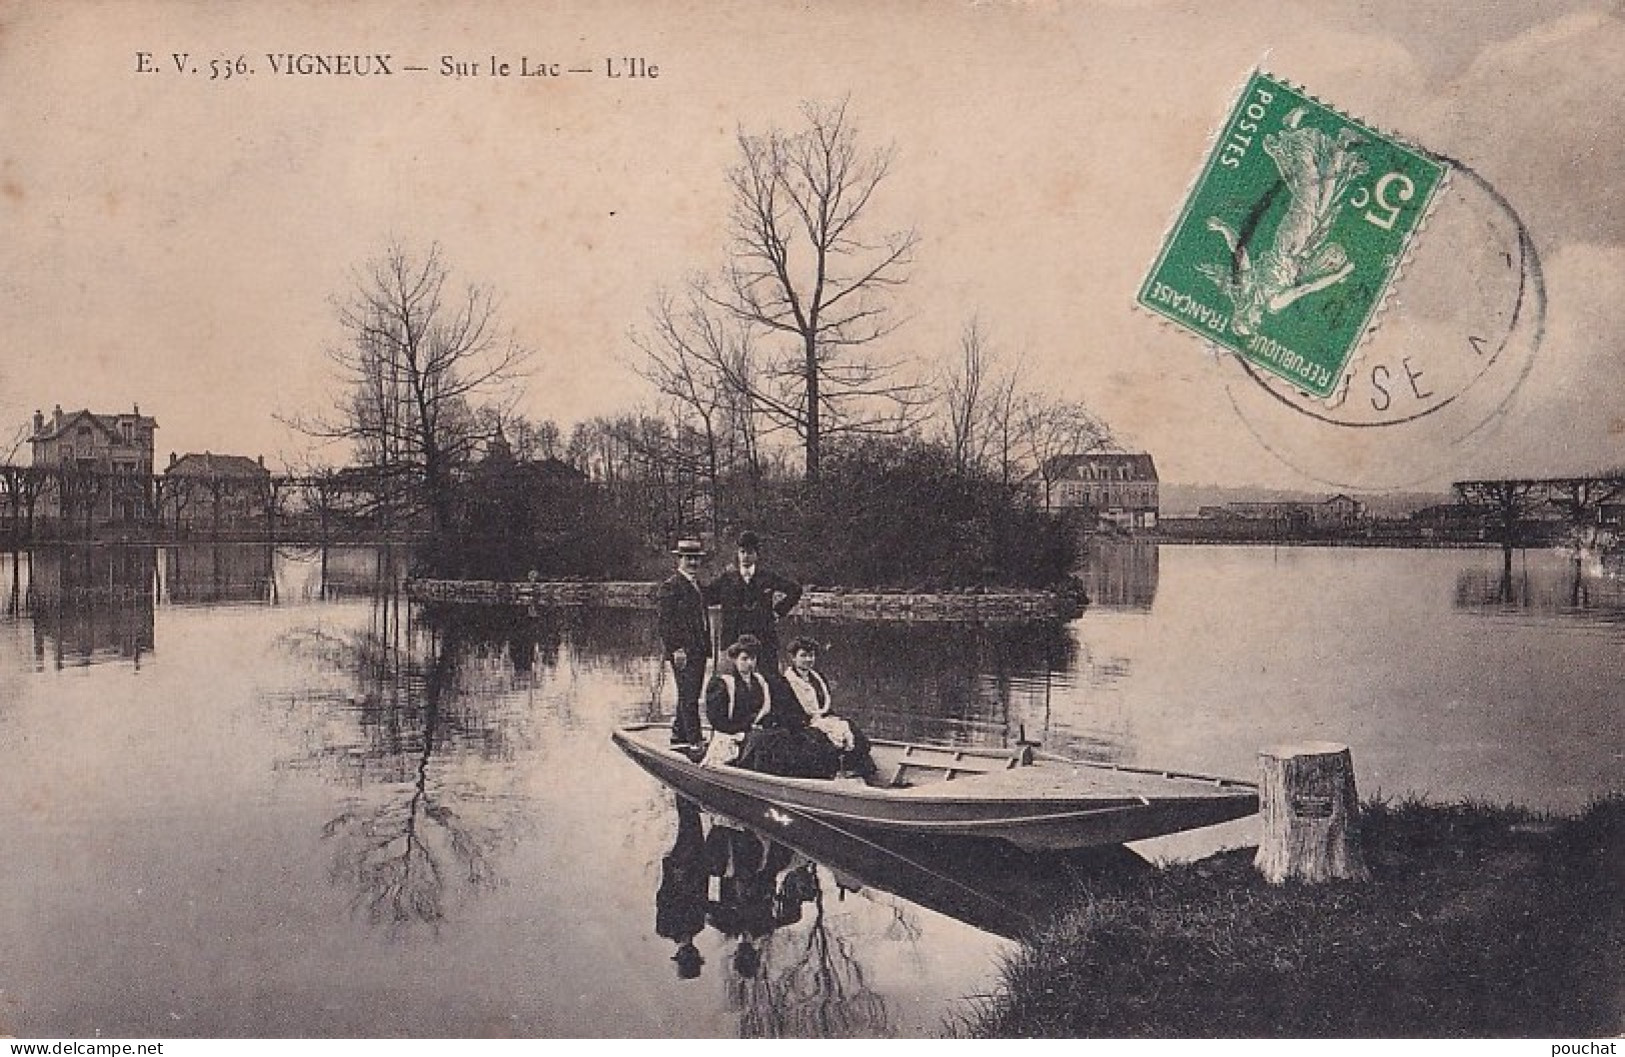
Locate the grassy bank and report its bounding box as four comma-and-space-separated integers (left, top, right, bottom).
966, 796, 1622, 1038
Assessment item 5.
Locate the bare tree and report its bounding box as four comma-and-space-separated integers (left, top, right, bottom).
631, 285, 775, 530
0, 425, 48, 541
985, 359, 1027, 488
1020, 397, 1115, 511
940, 317, 997, 478
710, 99, 923, 481
509, 416, 561, 462
1545, 477, 1623, 554
932, 320, 1032, 486
475, 408, 561, 462
631, 288, 734, 516
290, 242, 529, 534
1455, 478, 1548, 579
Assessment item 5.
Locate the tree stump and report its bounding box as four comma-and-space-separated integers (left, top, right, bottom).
1253, 742, 1371, 884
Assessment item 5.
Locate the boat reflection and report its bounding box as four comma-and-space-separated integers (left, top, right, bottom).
656, 795, 896, 1035
646, 780, 1150, 1037
649, 766, 1152, 963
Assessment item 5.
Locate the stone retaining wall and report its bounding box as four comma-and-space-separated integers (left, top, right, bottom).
404, 578, 1074, 622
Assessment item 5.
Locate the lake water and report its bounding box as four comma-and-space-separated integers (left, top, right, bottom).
1, 541, 1620, 1038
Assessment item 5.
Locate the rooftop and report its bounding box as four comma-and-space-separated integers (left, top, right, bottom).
165, 452, 269, 478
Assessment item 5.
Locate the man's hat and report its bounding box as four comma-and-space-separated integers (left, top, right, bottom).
725, 634, 764, 658
736, 530, 761, 551
671, 538, 709, 557
673, 941, 704, 980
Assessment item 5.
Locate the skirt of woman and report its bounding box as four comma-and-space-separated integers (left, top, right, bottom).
736, 726, 843, 779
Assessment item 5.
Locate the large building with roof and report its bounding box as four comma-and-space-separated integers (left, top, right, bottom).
29, 404, 159, 525
161, 451, 273, 534
1040, 452, 1160, 530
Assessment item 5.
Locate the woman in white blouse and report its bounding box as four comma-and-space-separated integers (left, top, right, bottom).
779, 636, 879, 783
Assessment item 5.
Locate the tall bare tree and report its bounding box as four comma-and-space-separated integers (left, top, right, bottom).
711, 99, 923, 481
631, 285, 776, 529
295, 243, 529, 534
941, 316, 1007, 478
632, 288, 736, 510
985, 358, 1027, 488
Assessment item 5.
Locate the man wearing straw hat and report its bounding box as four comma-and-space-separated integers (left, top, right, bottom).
659, 537, 712, 746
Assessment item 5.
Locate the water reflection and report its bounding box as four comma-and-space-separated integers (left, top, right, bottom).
309, 544, 411, 600
1082, 538, 1161, 611
727, 849, 891, 1039
643, 784, 1151, 1037
650, 796, 892, 1036
163, 544, 275, 605
1454, 547, 1625, 621
787, 618, 1077, 746
272, 594, 534, 936
4, 542, 1621, 1037
8, 547, 157, 667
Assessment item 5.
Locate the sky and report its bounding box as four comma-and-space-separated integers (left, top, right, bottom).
1, 0, 1621, 490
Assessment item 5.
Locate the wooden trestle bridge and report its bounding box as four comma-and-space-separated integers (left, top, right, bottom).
0, 462, 394, 539
1453, 472, 1625, 538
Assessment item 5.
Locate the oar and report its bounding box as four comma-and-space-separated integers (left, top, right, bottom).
648, 654, 668, 715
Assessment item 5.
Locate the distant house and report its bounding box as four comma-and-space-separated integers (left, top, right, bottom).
1215, 495, 1367, 529
162, 451, 272, 533
1038, 453, 1160, 530
1407, 502, 1508, 542
29, 404, 159, 524
1315, 494, 1366, 527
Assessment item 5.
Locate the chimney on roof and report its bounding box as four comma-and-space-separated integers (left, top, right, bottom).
52, 405, 62, 429
169, 452, 177, 468
257, 454, 265, 468
32, 410, 42, 436
134, 403, 140, 416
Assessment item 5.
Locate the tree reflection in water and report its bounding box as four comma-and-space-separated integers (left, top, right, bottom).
1454, 547, 1625, 621
271, 589, 539, 938
722, 842, 893, 1038
316, 634, 501, 934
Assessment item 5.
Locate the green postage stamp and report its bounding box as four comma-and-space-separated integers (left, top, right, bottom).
1138, 71, 1447, 398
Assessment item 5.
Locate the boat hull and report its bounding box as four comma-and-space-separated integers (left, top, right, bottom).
612, 723, 1258, 851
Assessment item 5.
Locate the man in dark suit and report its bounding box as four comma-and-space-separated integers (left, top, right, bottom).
655, 798, 708, 980
709, 530, 802, 671
659, 538, 712, 746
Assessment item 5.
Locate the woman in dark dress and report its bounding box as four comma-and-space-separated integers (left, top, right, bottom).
704, 634, 877, 781
700, 635, 775, 768
774, 636, 879, 782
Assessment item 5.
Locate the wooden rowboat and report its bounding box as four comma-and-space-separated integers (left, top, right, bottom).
612, 722, 1259, 851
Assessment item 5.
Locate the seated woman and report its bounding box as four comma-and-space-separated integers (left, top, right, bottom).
700, 634, 839, 778
700, 635, 775, 768
776, 636, 879, 783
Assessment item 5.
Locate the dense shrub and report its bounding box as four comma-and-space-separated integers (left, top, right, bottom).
755, 439, 1081, 590
433, 437, 1082, 589
432, 461, 643, 580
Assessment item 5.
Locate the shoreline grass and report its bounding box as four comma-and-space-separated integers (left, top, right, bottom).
964, 795, 1623, 1038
